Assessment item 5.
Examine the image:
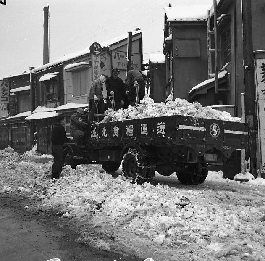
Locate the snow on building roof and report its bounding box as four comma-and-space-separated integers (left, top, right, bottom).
33, 30, 142, 73
33, 106, 56, 113
100, 29, 141, 49
25, 111, 59, 120
2, 70, 29, 80
56, 103, 88, 111
189, 70, 228, 95
64, 62, 90, 71
149, 52, 165, 63
165, 5, 209, 22
39, 72, 59, 82
6, 111, 31, 120
10, 85, 30, 93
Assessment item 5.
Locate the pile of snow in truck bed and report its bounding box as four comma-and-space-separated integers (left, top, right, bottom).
101, 97, 241, 123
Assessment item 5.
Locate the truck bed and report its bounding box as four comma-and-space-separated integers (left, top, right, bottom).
88, 114, 249, 159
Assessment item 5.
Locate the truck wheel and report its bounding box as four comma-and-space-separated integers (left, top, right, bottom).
63, 148, 77, 169
177, 163, 208, 185
102, 162, 120, 172
122, 148, 155, 184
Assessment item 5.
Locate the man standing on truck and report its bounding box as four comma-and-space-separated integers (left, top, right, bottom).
105, 68, 128, 110
51, 114, 68, 179
125, 68, 145, 105
70, 108, 87, 146
88, 74, 109, 121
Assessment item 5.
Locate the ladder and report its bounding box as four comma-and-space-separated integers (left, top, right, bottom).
207, 0, 218, 93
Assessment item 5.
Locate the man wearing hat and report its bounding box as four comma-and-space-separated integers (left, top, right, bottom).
51, 114, 68, 179
70, 107, 88, 146
105, 68, 128, 110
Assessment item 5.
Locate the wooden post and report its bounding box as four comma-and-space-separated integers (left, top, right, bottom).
29, 67, 35, 148
241, 93, 246, 174
127, 31, 132, 71
213, 0, 218, 93
242, 0, 258, 177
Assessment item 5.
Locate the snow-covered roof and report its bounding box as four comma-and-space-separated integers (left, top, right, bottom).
39, 72, 59, 82
33, 30, 142, 73
56, 103, 88, 111
25, 111, 58, 120
165, 5, 209, 22
10, 85, 30, 93
149, 52, 165, 64
6, 111, 31, 120
189, 70, 228, 95
2, 70, 29, 80
100, 29, 141, 50
64, 62, 90, 71
32, 106, 56, 113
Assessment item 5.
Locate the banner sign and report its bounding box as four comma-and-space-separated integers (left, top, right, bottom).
112, 51, 141, 71
255, 57, 265, 167
0, 103, 8, 117
112, 51, 127, 70
0, 79, 9, 103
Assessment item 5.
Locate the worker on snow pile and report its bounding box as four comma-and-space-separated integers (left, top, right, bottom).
51, 114, 68, 179
125, 68, 145, 106
105, 68, 128, 110
70, 108, 87, 146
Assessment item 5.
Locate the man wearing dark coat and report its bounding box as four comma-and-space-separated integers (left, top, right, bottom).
125, 69, 145, 105
70, 108, 87, 145
105, 68, 128, 110
51, 115, 68, 179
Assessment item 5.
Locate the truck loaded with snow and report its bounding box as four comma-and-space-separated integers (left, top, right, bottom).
63, 97, 249, 185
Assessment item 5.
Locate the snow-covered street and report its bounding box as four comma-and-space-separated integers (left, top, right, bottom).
1, 147, 265, 261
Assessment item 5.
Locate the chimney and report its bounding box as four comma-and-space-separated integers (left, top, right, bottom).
43, 5, 50, 65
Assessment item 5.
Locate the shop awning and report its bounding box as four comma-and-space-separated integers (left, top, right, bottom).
10, 85, 30, 93
25, 111, 59, 120
188, 70, 228, 98
39, 72, 59, 82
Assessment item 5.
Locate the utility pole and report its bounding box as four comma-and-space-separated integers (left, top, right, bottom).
242, 0, 258, 177
43, 5, 50, 65
127, 31, 132, 71
29, 67, 35, 148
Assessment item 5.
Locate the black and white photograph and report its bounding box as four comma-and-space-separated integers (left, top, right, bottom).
1, 1, 265, 260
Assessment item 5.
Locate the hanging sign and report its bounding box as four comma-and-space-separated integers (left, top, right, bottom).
92, 54, 101, 81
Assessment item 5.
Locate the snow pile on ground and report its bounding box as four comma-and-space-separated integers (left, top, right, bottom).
0, 149, 265, 261
102, 97, 241, 123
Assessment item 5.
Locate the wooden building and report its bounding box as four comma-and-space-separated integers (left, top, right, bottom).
25, 30, 143, 154
164, 0, 265, 173
163, 4, 209, 101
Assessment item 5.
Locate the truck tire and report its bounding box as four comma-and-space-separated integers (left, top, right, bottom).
177, 163, 208, 185
122, 148, 155, 184
102, 162, 120, 172
63, 147, 77, 169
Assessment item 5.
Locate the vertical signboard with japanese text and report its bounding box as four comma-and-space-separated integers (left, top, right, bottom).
92, 54, 101, 81
255, 55, 265, 168
90, 42, 102, 81
0, 79, 9, 117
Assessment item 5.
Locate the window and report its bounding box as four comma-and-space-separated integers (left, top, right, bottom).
72, 70, 88, 97
220, 25, 231, 67
17, 93, 30, 113
46, 80, 58, 101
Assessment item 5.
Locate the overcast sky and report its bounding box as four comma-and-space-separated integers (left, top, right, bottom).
0, 0, 213, 79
